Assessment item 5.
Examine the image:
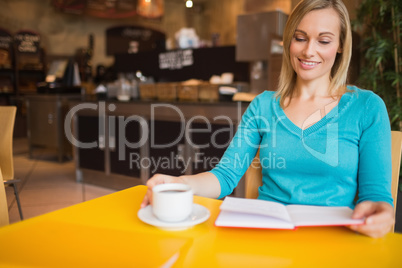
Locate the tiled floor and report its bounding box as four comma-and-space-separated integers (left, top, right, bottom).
6, 138, 116, 224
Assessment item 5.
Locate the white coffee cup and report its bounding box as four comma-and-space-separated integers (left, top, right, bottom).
152, 183, 193, 222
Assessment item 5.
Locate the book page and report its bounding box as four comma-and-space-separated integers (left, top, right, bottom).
286, 205, 365, 227
215, 210, 295, 229
219, 197, 292, 223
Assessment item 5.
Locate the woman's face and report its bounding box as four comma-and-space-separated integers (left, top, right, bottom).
289, 8, 342, 84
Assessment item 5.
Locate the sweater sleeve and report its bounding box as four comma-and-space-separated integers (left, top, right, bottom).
356, 93, 393, 206
209, 95, 264, 198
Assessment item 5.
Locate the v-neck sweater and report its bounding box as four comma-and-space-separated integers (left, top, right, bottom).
210, 86, 393, 207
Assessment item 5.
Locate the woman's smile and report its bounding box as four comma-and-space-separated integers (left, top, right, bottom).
298, 59, 321, 69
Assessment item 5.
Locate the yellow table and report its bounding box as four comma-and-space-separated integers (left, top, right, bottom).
1, 185, 401, 267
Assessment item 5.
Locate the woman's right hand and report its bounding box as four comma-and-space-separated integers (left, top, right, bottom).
140, 174, 185, 208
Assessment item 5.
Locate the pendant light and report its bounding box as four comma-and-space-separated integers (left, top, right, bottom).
137, 0, 164, 18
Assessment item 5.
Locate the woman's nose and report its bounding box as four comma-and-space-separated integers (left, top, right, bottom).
303, 41, 315, 57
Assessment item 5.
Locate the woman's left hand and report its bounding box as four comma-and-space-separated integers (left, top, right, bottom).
348, 201, 395, 238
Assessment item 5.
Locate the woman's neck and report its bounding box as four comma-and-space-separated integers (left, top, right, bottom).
293, 78, 333, 99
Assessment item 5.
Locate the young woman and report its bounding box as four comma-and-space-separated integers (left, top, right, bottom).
141, 0, 394, 238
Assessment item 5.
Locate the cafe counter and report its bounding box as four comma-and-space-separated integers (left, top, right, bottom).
67, 97, 249, 196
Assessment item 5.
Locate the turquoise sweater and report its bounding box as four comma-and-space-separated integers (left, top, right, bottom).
210, 86, 393, 207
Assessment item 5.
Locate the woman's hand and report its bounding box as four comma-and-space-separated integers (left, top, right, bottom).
348, 201, 395, 238
140, 174, 185, 208
140, 172, 221, 208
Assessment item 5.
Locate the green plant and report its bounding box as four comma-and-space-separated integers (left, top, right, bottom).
353, 0, 401, 131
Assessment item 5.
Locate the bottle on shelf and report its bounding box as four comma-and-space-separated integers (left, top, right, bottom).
78, 34, 95, 94
116, 73, 131, 101
126, 72, 139, 100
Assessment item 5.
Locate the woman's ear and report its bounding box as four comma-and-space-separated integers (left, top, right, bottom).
337, 46, 343, 53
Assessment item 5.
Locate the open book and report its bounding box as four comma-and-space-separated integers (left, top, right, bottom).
215, 197, 364, 229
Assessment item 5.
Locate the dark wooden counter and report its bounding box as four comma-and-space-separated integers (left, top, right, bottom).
67, 97, 250, 196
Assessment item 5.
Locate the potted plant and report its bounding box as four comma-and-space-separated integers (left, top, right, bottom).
353, 0, 401, 131
353, 0, 402, 232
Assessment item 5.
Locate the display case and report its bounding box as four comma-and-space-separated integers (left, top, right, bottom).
0, 29, 46, 96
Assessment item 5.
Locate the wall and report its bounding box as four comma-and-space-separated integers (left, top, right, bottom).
291, 0, 361, 19
0, 0, 361, 73
205, 0, 291, 45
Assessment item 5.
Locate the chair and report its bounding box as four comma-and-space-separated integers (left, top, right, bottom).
245, 149, 262, 200
0, 167, 9, 226
391, 131, 402, 211
0, 106, 23, 220
245, 131, 402, 231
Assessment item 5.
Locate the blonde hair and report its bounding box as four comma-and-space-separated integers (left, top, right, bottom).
276, 0, 352, 107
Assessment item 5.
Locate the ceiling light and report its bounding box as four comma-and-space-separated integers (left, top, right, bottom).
186, 0, 193, 8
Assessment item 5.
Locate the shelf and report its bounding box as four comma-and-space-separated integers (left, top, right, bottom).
18, 69, 45, 73
0, 68, 14, 73
0, 92, 14, 96
0, 65, 45, 95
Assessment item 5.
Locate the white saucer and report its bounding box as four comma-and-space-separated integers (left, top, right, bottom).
138, 204, 210, 231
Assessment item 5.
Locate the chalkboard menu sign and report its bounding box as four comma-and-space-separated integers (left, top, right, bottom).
106, 25, 165, 55
14, 30, 43, 69
0, 28, 13, 68
53, 0, 139, 18
15, 30, 40, 54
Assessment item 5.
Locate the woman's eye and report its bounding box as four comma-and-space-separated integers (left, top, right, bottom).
319, 40, 331, 45
295, 37, 306, 42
